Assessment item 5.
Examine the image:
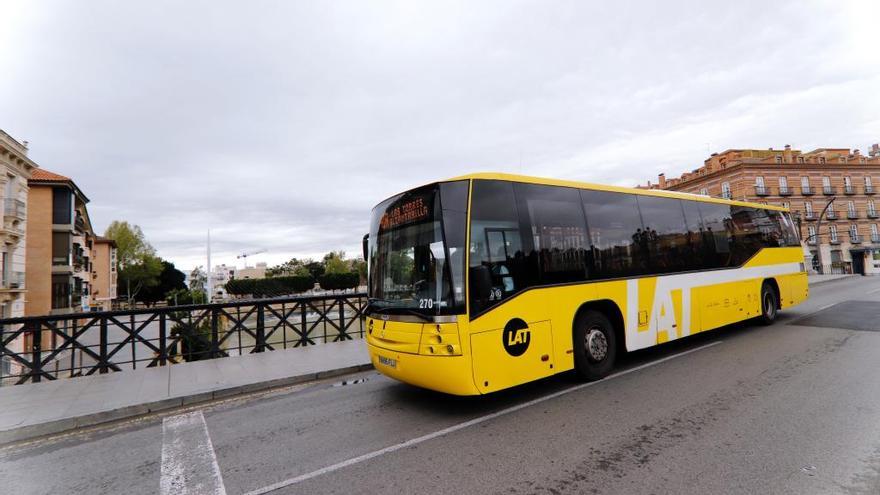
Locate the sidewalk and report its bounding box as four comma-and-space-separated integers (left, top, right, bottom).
808, 273, 859, 286
0, 339, 372, 445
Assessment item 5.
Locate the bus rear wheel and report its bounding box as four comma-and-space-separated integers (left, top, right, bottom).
573, 310, 617, 381
758, 282, 778, 325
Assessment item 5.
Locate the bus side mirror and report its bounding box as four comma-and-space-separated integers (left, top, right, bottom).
470, 265, 492, 302
362, 233, 369, 261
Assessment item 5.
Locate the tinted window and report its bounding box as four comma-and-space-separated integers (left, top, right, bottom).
698, 202, 733, 268
636, 196, 689, 273
680, 200, 707, 270
581, 190, 645, 278
515, 183, 589, 284
469, 181, 536, 315
52, 187, 72, 224
439, 181, 469, 309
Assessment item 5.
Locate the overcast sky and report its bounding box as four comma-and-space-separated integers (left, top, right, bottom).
2, 1, 878, 271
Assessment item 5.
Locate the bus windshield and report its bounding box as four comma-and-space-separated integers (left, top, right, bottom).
368, 181, 468, 317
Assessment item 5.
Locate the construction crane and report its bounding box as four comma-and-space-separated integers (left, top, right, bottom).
237, 249, 267, 264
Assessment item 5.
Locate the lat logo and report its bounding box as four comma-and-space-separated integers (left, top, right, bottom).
503, 318, 530, 357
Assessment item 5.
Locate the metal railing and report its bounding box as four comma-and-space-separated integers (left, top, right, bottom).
850, 235, 862, 244
804, 212, 816, 220
754, 186, 770, 196
844, 186, 856, 195
868, 210, 879, 219
778, 187, 792, 196
826, 211, 838, 220
848, 210, 859, 219
823, 186, 836, 195
3, 198, 26, 219
801, 186, 814, 195
865, 186, 875, 195
872, 234, 880, 243
0, 292, 368, 386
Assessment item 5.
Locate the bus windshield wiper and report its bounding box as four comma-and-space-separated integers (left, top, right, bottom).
367, 303, 434, 322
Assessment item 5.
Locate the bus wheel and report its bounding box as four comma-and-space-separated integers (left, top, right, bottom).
573, 310, 617, 381
759, 283, 778, 325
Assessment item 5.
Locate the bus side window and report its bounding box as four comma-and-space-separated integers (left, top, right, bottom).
581, 189, 644, 279
515, 183, 590, 284
635, 195, 689, 274
697, 202, 733, 268
680, 199, 707, 270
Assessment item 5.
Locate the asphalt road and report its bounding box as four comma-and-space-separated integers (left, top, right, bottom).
3, 276, 880, 495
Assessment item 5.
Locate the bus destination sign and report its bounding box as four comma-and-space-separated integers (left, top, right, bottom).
380, 197, 429, 230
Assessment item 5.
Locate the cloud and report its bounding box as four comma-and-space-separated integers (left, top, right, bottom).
1, 0, 878, 269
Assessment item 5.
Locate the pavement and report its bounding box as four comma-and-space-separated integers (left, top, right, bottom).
4, 276, 880, 494
0, 339, 371, 444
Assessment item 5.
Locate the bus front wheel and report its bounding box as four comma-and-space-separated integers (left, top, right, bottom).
573, 310, 617, 381
758, 282, 778, 325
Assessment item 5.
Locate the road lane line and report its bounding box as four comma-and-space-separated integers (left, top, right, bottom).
161, 410, 227, 495
244, 340, 723, 495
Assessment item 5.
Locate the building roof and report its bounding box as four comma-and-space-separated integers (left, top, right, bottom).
30, 168, 72, 182
94, 236, 117, 247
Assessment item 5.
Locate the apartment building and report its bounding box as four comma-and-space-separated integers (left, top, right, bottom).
0, 131, 35, 378
0, 131, 33, 320
91, 237, 118, 311
25, 169, 113, 315
642, 144, 880, 274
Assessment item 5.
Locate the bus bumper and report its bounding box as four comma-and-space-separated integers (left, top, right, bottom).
367, 342, 480, 396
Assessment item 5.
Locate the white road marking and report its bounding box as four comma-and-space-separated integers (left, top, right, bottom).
161, 411, 227, 495
243, 340, 723, 495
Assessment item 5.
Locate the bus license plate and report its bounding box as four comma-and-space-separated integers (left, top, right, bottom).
378, 355, 397, 369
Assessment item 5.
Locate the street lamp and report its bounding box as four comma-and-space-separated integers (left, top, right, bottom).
809, 197, 836, 275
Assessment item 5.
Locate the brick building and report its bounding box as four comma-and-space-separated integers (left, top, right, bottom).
641, 144, 880, 274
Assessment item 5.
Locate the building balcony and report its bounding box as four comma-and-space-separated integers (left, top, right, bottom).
755, 186, 771, 196
825, 212, 838, 220
721, 192, 732, 200
804, 212, 816, 221
868, 211, 879, 219
801, 186, 815, 195
850, 235, 862, 244
830, 237, 841, 245
0, 271, 25, 291
844, 186, 856, 195
865, 186, 876, 195
848, 211, 859, 219
807, 238, 817, 245
778, 187, 793, 196
872, 234, 880, 243
3, 199, 26, 220
823, 186, 836, 195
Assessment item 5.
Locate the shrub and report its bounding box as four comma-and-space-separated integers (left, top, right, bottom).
318, 272, 360, 291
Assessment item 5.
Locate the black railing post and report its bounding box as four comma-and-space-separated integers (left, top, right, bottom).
99, 317, 109, 374
159, 312, 167, 366
256, 304, 266, 352
300, 302, 307, 346
29, 321, 42, 383
210, 308, 220, 359
338, 298, 345, 339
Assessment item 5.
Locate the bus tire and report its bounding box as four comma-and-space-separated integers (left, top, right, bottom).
573, 310, 617, 381
758, 282, 778, 325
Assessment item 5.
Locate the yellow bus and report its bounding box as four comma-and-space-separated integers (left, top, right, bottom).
364, 173, 808, 395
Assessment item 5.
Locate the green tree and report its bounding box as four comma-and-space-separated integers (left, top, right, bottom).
139, 260, 187, 306
267, 258, 310, 278
323, 251, 350, 274
104, 220, 163, 306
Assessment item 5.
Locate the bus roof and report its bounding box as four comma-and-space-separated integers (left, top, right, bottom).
444, 172, 788, 212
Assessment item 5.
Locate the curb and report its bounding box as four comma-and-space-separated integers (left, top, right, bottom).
0, 363, 374, 446
809, 275, 859, 287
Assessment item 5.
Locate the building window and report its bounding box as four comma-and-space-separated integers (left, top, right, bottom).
798, 157, 805, 164
830, 224, 838, 242
52, 187, 73, 224
866, 176, 874, 194
872, 224, 879, 239
805, 201, 813, 216
808, 226, 817, 244
840, 156, 846, 163
52, 232, 71, 266
700, 188, 708, 196
51, 275, 71, 309
869, 200, 876, 216
775, 156, 783, 164
819, 156, 826, 164
848, 201, 856, 216
721, 182, 731, 199
850, 224, 859, 238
